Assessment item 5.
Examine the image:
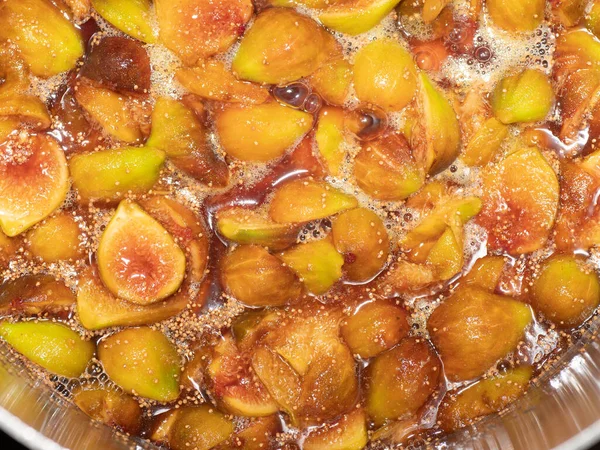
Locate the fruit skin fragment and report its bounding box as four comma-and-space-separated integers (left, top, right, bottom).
487, 0, 545, 32
0, 321, 95, 378
73, 386, 142, 434
92, 0, 156, 43
318, 0, 403, 35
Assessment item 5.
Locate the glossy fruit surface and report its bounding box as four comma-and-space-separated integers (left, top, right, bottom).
73, 386, 142, 433
92, 0, 156, 43
26, 213, 83, 263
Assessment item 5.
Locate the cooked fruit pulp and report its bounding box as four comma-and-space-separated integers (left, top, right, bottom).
0, 0, 598, 449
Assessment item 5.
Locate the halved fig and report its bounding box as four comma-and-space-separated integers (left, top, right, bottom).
303, 408, 368, 450
221, 245, 302, 306
99, 327, 181, 402
216, 207, 301, 251
151, 406, 234, 450
487, 0, 544, 32
531, 255, 600, 328
428, 286, 532, 381
73, 386, 142, 434
69, 147, 165, 202
438, 366, 533, 432
156, 0, 253, 65
0, 134, 69, 237
476, 147, 559, 255
318, 0, 402, 35
92, 0, 156, 43
353, 39, 417, 112
176, 60, 270, 104
279, 238, 344, 295
557, 69, 600, 142
0, 0, 84, 77
97, 200, 186, 305
232, 8, 338, 84
315, 107, 348, 177
146, 98, 229, 186
341, 300, 410, 358
215, 415, 281, 450
310, 58, 353, 106
461, 117, 508, 166
462, 256, 508, 292
353, 133, 425, 201
492, 70, 554, 124
375, 259, 435, 295
75, 81, 147, 144
80, 36, 151, 94
26, 212, 84, 263
0, 275, 75, 317
332, 208, 390, 282
412, 72, 461, 174
269, 179, 358, 223
0, 321, 94, 377
215, 102, 313, 162
554, 30, 600, 86
365, 337, 441, 426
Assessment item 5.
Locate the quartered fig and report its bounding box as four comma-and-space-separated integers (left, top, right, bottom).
552, 0, 586, 27
487, 0, 544, 32
0, 321, 94, 377
315, 107, 348, 177
279, 238, 344, 295
69, 147, 165, 202
99, 327, 181, 402
310, 58, 353, 106
73, 386, 142, 434
98, 200, 186, 305
232, 8, 338, 84
353, 39, 417, 111
0, 275, 75, 317
332, 208, 390, 282
461, 117, 508, 166
0, 134, 69, 237
221, 245, 302, 306
375, 259, 435, 295
303, 408, 368, 450
365, 337, 441, 426
146, 98, 229, 186
26, 212, 84, 263
92, 0, 156, 43
215, 102, 313, 162
438, 366, 533, 432
0, 0, 84, 77
554, 30, 600, 84
318, 0, 402, 35
425, 226, 463, 280
269, 179, 358, 223
156, 0, 253, 65
428, 286, 532, 381
462, 256, 508, 292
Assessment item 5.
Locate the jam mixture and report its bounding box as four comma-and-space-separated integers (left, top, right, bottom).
0, 0, 599, 448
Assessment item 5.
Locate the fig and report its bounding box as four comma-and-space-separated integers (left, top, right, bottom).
315, 107, 348, 177
487, 0, 544, 32
279, 238, 344, 295
310, 58, 353, 106
412, 72, 461, 174
26, 212, 84, 263
97, 200, 186, 305
341, 300, 410, 358
425, 226, 463, 280
422, 0, 450, 22
146, 98, 229, 186
176, 60, 270, 105
531, 255, 600, 328
0, 0, 84, 77
69, 147, 166, 202
216, 207, 301, 251
375, 259, 435, 295
462, 256, 507, 292
476, 147, 559, 255
353, 133, 425, 201
438, 366, 533, 432
427, 286, 532, 381
0, 275, 75, 317
0, 134, 69, 237
91, 0, 156, 43
232, 8, 338, 84
269, 179, 358, 223
332, 208, 390, 282
554, 30, 600, 85
215, 102, 313, 162
588, 1, 600, 38
365, 337, 441, 426
0, 321, 94, 377
75, 81, 147, 144
99, 327, 181, 402
80, 36, 151, 94
303, 408, 368, 450
73, 386, 142, 434
156, 0, 253, 65
460, 117, 508, 167
215, 416, 281, 450
152, 408, 232, 450
552, 0, 586, 27
63, 0, 91, 21
491, 70, 554, 124
557, 69, 600, 142
0, 119, 20, 143
353, 39, 417, 111
0, 77, 52, 132
0, 230, 17, 271
232, 310, 273, 346
221, 245, 302, 306
318, 0, 402, 35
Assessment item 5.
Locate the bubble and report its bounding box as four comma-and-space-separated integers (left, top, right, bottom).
271, 83, 310, 109
474, 45, 492, 62
303, 93, 322, 114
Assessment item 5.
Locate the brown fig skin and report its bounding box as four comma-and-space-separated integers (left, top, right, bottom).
0, 275, 75, 318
